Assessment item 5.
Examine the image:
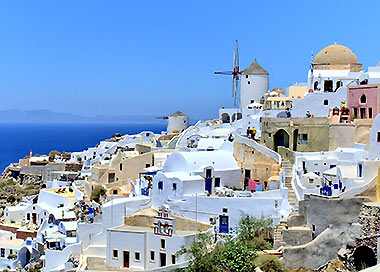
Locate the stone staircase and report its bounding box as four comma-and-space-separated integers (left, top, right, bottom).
273, 159, 299, 249
282, 160, 298, 213
273, 220, 287, 248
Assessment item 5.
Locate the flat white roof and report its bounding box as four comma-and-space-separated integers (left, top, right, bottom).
163, 150, 238, 173
61, 221, 77, 231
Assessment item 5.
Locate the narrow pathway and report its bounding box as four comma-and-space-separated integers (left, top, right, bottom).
273, 159, 299, 249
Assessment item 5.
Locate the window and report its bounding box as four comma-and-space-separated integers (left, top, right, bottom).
246, 75, 248, 79
27, 213, 30, 220
150, 250, 155, 262
358, 164, 363, 178
146, 164, 150, 168
214, 177, 221, 187
172, 183, 177, 190
250, 100, 254, 103
353, 108, 358, 118
377, 132, 380, 142
360, 108, 366, 119
113, 249, 118, 259
135, 251, 141, 261
161, 239, 166, 249
298, 134, 308, 144
119, 163, 122, 171
9, 250, 12, 255
360, 94, 367, 104
324, 80, 333, 92
369, 108, 373, 118
113, 190, 118, 195
172, 254, 176, 264
206, 169, 212, 178
314, 81, 318, 90
324, 99, 328, 105
158, 181, 163, 190
222, 208, 228, 213
247, 81, 250, 84
108, 173, 115, 183
1, 248, 4, 257
146, 133, 150, 137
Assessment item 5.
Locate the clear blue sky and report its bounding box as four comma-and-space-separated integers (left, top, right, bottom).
0, 0, 379, 120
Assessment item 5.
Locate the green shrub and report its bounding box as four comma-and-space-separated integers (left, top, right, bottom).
218, 240, 257, 272
90, 186, 106, 203
27, 189, 39, 196
245, 237, 272, 251
255, 254, 283, 272
5, 179, 16, 186
26, 185, 36, 190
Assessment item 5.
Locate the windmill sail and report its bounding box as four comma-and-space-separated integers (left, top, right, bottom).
215, 40, 241, 106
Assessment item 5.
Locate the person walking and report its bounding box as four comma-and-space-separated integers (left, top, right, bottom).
251, 127, 256, 140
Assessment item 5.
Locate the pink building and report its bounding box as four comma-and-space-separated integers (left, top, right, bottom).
347, 84, 380, 120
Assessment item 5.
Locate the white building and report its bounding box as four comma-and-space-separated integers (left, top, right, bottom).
151, 142, 291, 230
292, 43, 380, 118
292, 144, 380, 200
0, 230, 24, 270
369, 113, 380, 159
106, 206, 212, 270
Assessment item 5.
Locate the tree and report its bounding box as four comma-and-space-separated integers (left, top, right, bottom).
178, 215, 276, 272
177, 233, 219, 272
90, 186, 106, 203
218, 240, 257, 272
237, 213, 273, 243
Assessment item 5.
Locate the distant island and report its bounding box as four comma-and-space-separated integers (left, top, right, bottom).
0, 110, 167, 124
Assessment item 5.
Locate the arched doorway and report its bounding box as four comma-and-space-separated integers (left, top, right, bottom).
221, 113, 230, 123
352, 246, 377, 270
231, 112, 242, 122
274, 129, 289, 152
18, 247, 31, 267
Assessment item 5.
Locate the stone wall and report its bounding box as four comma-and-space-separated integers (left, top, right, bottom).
65, 163, 83, 172
356, 202, 380, 256
302, 195, 364, 236
283, 224, 360, 270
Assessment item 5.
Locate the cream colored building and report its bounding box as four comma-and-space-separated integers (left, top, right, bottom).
85, 150, 175, 197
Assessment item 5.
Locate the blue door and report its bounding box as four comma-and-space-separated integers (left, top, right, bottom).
219, 215, 229, 233
205, 178, 212, 194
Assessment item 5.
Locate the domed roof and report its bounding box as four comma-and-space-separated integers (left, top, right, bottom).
314, 42, 359, 65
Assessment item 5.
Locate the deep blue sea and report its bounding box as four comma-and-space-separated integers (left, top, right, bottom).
0, 123, 166, 172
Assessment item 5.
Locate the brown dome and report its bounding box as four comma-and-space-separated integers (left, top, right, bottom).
314, 42, 359, 65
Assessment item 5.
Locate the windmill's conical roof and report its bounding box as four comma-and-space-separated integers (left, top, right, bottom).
242, 59, 269, 75
169, 111, 187, 117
